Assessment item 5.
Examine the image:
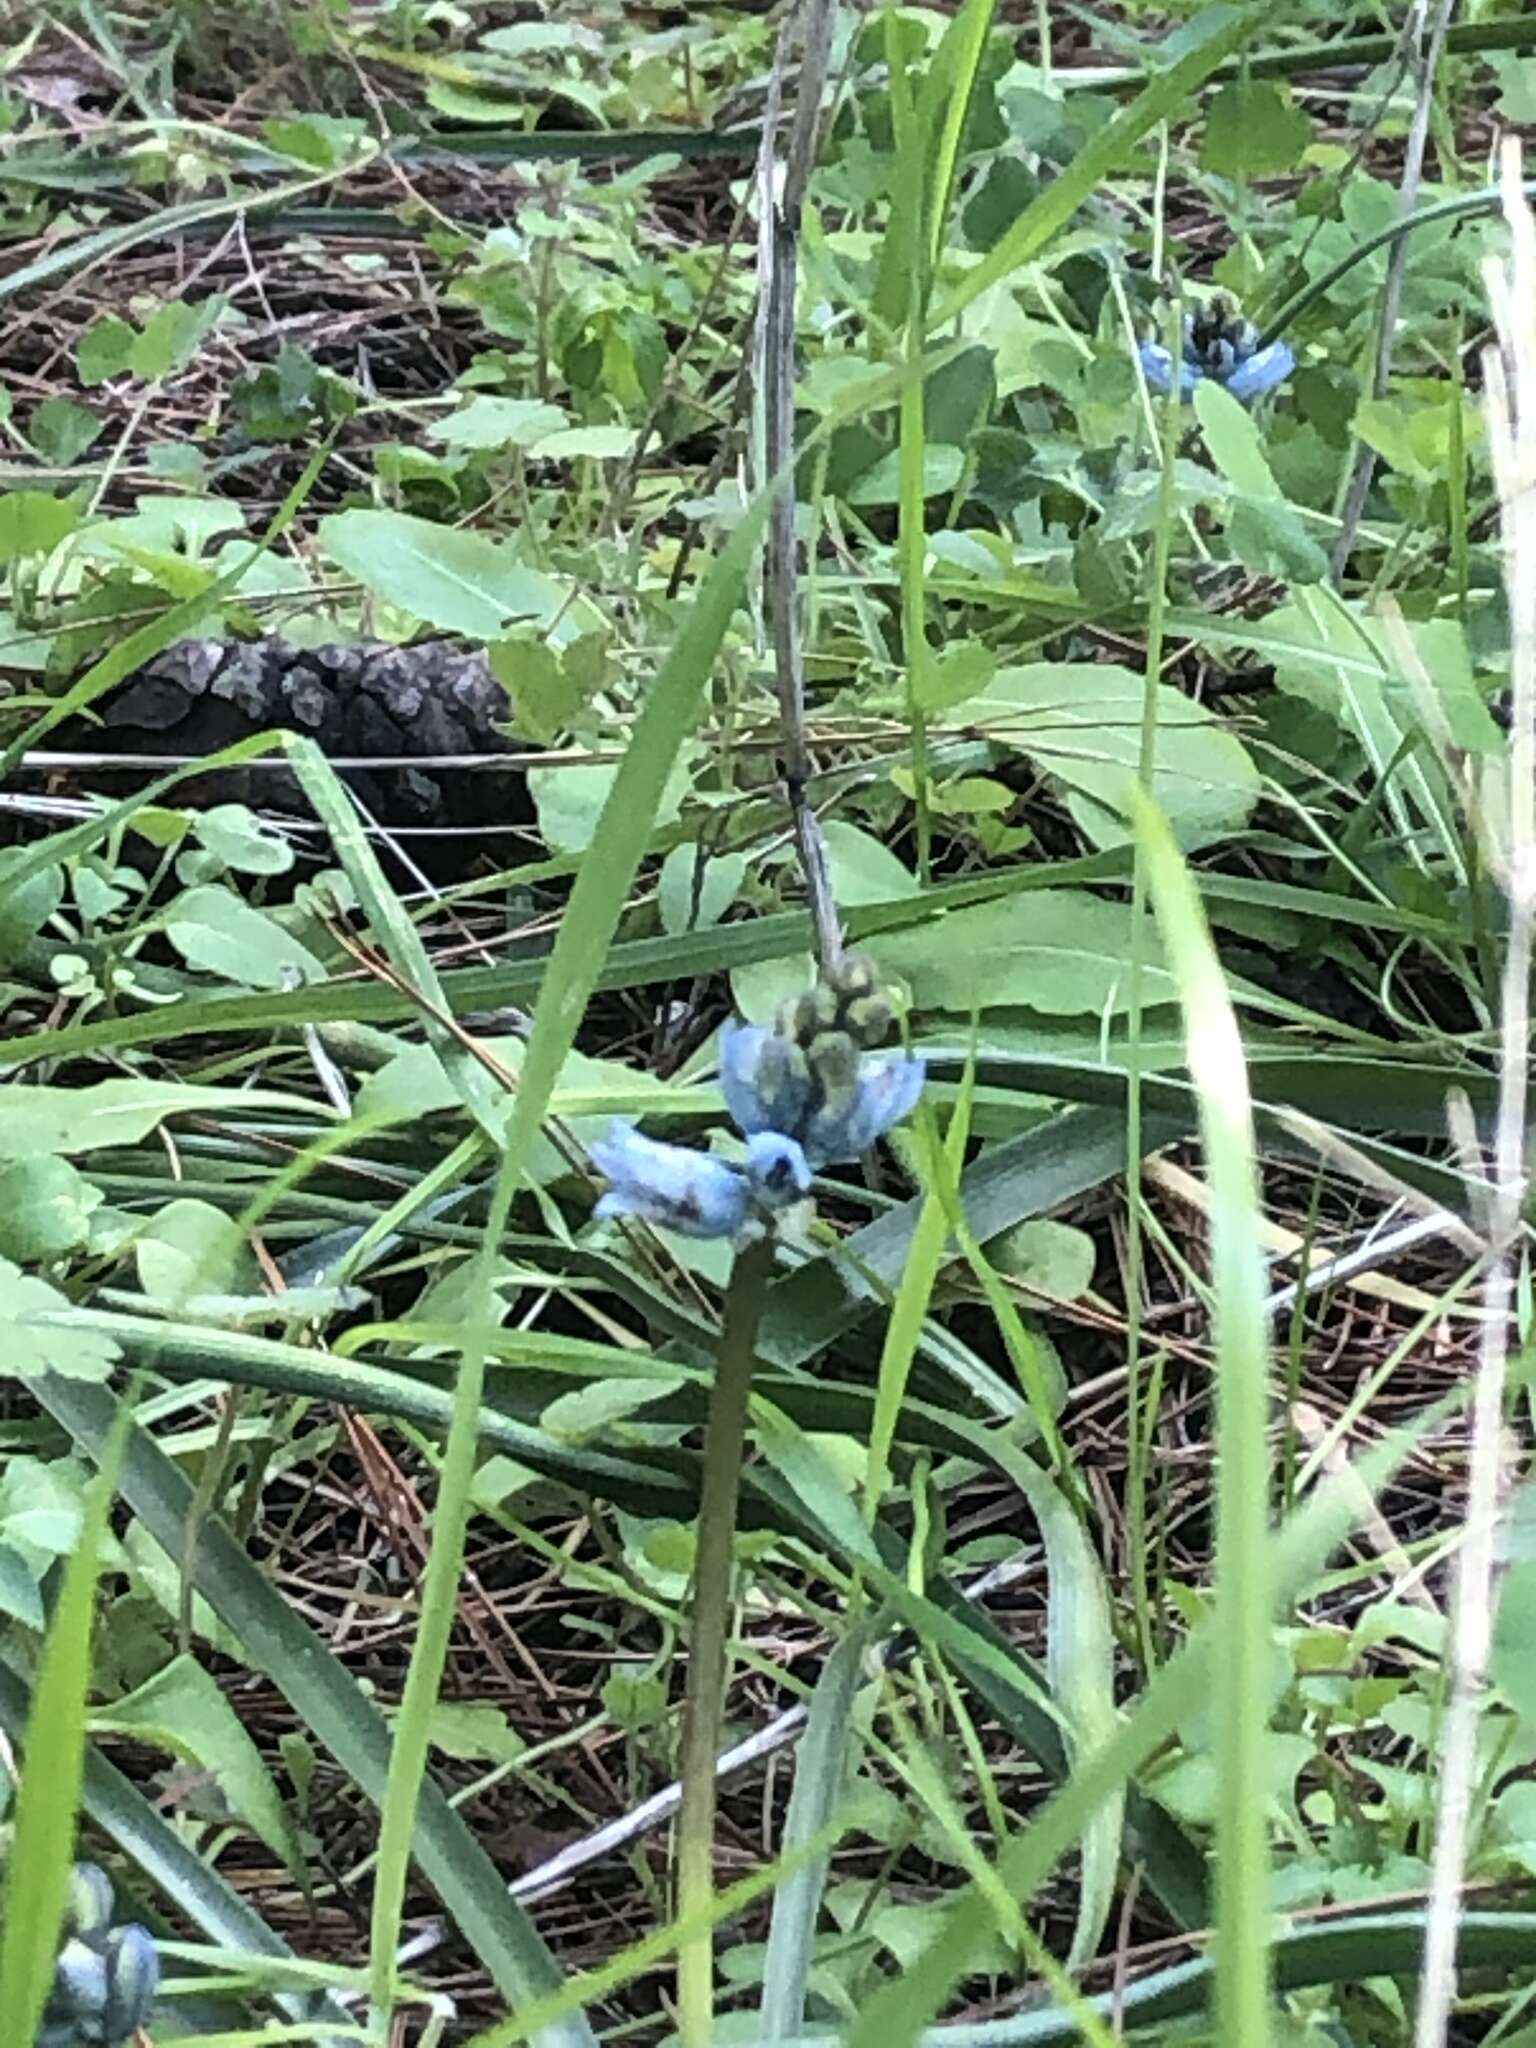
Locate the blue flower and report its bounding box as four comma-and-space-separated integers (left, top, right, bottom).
1138, 303, 1294, 405
590, 1123, 811, 1240
720, 1022, 924, 1168
591, 955, 923, 1243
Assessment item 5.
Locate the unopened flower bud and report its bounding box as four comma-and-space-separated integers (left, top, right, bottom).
49, 1938, 110, 2022
64, 1862, 116, 1944
100, 1922, 160, 2045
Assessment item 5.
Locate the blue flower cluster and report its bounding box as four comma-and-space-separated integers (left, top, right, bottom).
591, 954, 924, 1242
38, 1863, 159, 2048
1139, 298, 1293, 404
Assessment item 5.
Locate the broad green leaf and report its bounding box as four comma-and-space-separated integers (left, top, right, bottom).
134, 1198, 253, 1306
987, 1218, 1096, 1302
528, 752, 689, 855
0, 1157, 100, 1262
822, 821, 920, 906
422, 1702, 528, 1766
28, 397, 102, 465
1194, 378, 1281, 500
76, 313, 136, 386
1, 1263, 121, 1382
0, 490, 78, 564
193, 804, 294, 876
428, 396, 570, 449
164, 884, 323, 988
658, 842, 749, 936
1201, 78, 1310, 176
129, 297, 224, 381
958, 662, 1259, 850
91, 1655, 302, 1870
875, 889, 1176, 1015
316, 508, 563, 637
0, 1079, 320, 1159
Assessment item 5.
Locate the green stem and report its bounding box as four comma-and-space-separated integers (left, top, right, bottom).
676, 1236, 775, 2048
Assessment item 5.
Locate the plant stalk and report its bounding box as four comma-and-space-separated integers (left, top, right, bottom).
676, 1236, 776, 2047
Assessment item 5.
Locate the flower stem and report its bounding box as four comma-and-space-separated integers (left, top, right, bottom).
676, 1235, 775, 2048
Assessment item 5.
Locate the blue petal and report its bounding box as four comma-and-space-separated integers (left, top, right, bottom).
719, 1022, 813, 1139
805, 1054, 925, 1164
744, 1131, 812, 1207
590, 1122, 750, 1238
1138, 341, 1199, 398
1221, 338, 1294, 403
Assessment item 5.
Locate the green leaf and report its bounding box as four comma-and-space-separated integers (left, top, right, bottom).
876, 889, 1176, 1015
164, 884, 322, 988
316, 508, 563, 637
658, 842, 749, 936
0, 1157, 100, 1262
0, 491, 78, 565
958, 662, 1259, 850
192, 804, 294, 876
529, 753, 689, 856
428, 396, 571, 450
987, 1218, 1096, 1302
915, 640, 996, 714
1201, 78, 1311, 176
1194, 378, 1281, 500
822, 821, 920, 906
534, 424, 637, 460
0, 1078, 319, 1159
490, 634, 597, 744
846, 446, 964, 506
0, 1263, 121, 1382
134, 1198, 253, 1306
28, 397, 103, 466
75, 314, 136, 386
422, 1701, 528, 1766
129, 297, 225, 381
260, 112, 369, 168
91, 1655, 302, 1870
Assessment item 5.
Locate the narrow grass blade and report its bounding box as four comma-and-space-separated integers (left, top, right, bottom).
286, 735, 507, 1143
758, 1624, 874, 2039
0, 1395, 130, 2048
1130, 787, 1273, 2048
